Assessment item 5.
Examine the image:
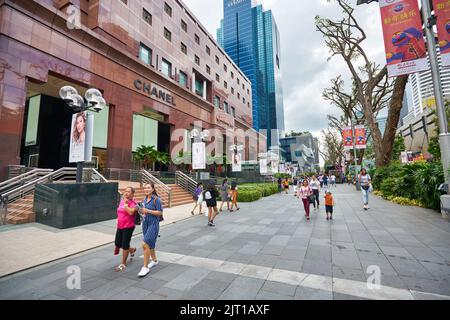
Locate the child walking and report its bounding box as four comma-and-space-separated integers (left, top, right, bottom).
229, 181, 240, 212
324, 191, 334, 220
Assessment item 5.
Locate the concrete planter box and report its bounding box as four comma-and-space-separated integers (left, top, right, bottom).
34, 182, 119, 229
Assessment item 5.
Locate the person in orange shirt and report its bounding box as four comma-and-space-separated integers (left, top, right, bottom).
324, 191, 335, 220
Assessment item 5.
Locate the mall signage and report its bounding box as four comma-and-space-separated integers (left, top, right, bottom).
134, 79, 176, 106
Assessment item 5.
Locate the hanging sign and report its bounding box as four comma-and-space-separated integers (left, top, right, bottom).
379, 0, 428, 77
433, 0, 450, 66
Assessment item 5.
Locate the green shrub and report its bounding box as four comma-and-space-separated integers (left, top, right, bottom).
413, 161, 444, 210
237, 189, 262, 202
372, 161, 403, 190
380, 177, 400, 197
372, 161, 445, 211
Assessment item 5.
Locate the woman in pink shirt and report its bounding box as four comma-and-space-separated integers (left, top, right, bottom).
114, 187, 138, 272
298, 179, 313, 221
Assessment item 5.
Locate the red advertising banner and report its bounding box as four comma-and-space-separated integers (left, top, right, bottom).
433, 0, 450, 66
342, 127, 353, 151
354, 125, 367, 149
379, 0, 428, 77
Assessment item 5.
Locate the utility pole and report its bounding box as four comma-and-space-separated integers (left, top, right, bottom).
420, 0, 450, 198
356, 0, 450, 215
351, 120, 361, 191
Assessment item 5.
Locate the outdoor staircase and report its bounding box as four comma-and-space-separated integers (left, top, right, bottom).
167, 184, 193, 206
5, 194, 35, 224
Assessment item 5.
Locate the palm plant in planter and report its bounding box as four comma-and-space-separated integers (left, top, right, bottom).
134, 145, 171, 171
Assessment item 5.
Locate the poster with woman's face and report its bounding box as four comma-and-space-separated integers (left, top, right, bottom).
232, 150, 242, 172
69, 111, 86, 163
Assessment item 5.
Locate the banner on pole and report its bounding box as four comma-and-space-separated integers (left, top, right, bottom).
69, 111, 87, 163
232, 150, 242, 172
192, 142, 206, 170
433, 0, 450, 66
379, 0, 428, 77
342, 127, 353, 151
259, 158, 268, 175
354, 125, 367, 149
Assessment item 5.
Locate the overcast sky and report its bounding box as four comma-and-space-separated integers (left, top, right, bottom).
183, 0, 390, 140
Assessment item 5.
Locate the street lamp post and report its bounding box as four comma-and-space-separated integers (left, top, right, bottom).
59, 86, 107, 183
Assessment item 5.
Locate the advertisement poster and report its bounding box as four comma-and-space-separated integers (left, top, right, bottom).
433, 0, 450, 66
354, 125, 367, 149
232, 150, 242, 172
269, 158, 279, 174
379, 0, 428, 77
192, 142, 206, 170
342, 127, 353, 151
259, 158, 268, 175
69, 111, 87, 163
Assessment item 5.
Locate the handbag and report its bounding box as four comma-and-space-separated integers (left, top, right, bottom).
308, 194, 315, 203
361, 185, 370, 191
134, 205, 143, 225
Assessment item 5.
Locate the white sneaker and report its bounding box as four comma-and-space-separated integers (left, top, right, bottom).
147, 260, 159, 269
138, 266, 150, 277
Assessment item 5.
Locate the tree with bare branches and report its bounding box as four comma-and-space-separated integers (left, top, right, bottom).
319, 128, 344, 167
316, 0, 408, 167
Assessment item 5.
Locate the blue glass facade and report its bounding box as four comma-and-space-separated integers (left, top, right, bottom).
218, 0, 285, 147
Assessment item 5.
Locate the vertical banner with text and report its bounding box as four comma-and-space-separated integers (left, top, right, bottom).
192, 142, 206, 170
354, 125, 367, 149
342, 127, 354, 151
380, 0, 428, 77
433, 0, 450, 66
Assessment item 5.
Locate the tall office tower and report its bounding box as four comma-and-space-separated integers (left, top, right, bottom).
410, 48, 450, 117
218, 0, 285, 148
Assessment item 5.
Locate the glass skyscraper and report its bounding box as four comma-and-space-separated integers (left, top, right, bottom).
217, 0, 285, 148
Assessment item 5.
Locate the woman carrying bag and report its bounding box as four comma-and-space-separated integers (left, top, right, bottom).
358, 168, 372, 211
114, 187, 137, 272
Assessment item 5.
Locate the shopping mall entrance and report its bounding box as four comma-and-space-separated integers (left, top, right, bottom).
20, 75, 109, 171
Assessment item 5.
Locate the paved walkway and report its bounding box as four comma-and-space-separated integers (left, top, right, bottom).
0, 202, 199, 277
1, 184, 449, 300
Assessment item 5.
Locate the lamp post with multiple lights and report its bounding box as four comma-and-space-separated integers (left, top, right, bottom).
59, 86, 107, 183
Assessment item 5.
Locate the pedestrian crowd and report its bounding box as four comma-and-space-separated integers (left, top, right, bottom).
113, 168, 372, 277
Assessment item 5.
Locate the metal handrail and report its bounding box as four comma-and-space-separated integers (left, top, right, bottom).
175, 171, 197, 195
141, 170, 172, 208
0, 169, 54, 192
0, 167, 109, 225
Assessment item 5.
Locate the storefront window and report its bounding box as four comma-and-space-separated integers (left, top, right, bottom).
92, 105, 109, 149
132, 114, 158, 152
25, 95, 41, 146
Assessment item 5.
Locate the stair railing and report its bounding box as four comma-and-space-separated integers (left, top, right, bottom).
140, 170, 172, 208
175, 171, 197, 195
0, 167, 109, 225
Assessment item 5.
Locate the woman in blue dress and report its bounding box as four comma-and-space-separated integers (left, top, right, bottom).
137, 182, 164, 278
